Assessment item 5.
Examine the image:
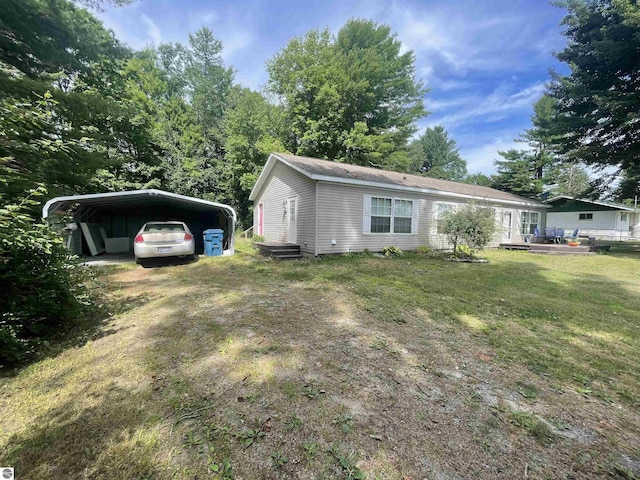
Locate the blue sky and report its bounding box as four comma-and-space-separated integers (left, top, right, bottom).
95, 0, 569, 175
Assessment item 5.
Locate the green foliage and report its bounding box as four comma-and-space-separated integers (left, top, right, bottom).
440, 204, 497, 257
454, 244, 472, 259
235, 428, 265, 448
223, 87, 287, 227
270, 450, 288, 468
302, 441, 319, 460
136, 28, 235, 201
0, 0, 128, 77
332, 413, 354, 433
267, 19, 426, 168
517, 95, 560, 184
507, 411, 554, 445
491, 149, 543, 198
251, 234, 265, 244
615, 164, 640, 203
0, 181, 98, 364
548, 0, 640, 172
464, 173, 493, 187
549, 162, 591, 197
381, 246, 404, 257
409, 125, 468, 180
327, 445, 367, 479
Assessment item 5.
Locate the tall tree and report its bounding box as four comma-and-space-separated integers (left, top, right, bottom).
464, 173, 492, 187
548, 0, 640, 171
132, 28, 235, 200
614, 164, 640, 203
266, 19, 427, 169
548, 162, 592, 197
518, 95, 560, 184
409, 126, 467, 180
222, 88, 287, 227
491, 149, 543, 198
0, 0, 162, 199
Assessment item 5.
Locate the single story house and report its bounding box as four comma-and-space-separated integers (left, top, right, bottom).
249, 153, 548, 256
546, 195, 639, 240
43, 189, 237, 256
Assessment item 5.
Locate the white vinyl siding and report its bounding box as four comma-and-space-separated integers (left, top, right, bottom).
547, 210, 631, 240
251, 161, 316, 255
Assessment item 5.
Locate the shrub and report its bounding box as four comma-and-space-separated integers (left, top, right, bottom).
440, 204, 497, 258
0, 184, 99, 364
251, 234, 265, 244
382, 246, 404, 257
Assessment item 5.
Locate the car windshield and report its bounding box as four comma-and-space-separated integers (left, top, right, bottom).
143, 223, 185, 233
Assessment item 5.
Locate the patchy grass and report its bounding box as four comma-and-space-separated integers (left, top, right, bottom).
1, 239, 639, 479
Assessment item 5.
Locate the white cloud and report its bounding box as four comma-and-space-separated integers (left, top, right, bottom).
429, 82, 546, 129
221, 31, 254, 61
460, 138, 521, 174
141, 13, 162, 45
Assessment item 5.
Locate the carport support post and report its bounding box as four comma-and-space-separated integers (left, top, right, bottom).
228, 215, 235, 254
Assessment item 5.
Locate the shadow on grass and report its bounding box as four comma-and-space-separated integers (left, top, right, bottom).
0, 291, 159, 379
1, 383, 166, 479
2, 248, 639, 478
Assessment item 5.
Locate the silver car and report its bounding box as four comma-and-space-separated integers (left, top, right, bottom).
134, 221, 196, 263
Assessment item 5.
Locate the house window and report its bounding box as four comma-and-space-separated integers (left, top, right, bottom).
364, 196, 417, 234
520, 211, 540, 235
578, 213, 593, 220
621, 212, 628, 222
394, 199, 413, 233
371, 197, 392, 233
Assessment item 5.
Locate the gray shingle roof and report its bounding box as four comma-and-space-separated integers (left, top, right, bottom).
275, 153, 544, 206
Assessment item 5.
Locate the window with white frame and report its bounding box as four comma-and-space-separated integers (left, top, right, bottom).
394, 199, 413, 233
578, 213, 593, 220
370, 197, 392, 233
620, 212, 628, 222
520, 211, 540, 234
363, 196, 418, 234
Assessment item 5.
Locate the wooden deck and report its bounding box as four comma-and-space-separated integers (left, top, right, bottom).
499, 242, 610, 255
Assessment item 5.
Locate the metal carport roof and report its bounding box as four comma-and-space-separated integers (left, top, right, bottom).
43, 189, 236, 221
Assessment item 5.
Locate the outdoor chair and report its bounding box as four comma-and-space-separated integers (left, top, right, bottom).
555, 228, 565, 244
544, 227, 556, 242
567, 228, 579, 240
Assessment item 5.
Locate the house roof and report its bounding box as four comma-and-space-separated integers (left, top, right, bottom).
546, 195, 637, 212
250, 152, 546, 208
43, 189, 237, 221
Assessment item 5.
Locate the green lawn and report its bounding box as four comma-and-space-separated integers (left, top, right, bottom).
1, 241, 639, 479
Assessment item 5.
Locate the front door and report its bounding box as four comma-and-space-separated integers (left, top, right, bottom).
287, 197, 297, 244
502, 211, 512, 241
257, 203, 264, 236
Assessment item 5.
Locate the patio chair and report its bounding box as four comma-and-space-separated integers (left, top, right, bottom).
544, 227, 556, 243
555, 228, 565, 244
567, 228, 579, 240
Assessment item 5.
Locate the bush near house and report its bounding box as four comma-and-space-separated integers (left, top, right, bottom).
0, 184, 100, 364
440, 204, 497, 257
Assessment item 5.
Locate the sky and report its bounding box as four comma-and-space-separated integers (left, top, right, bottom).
95, 0, 569, 175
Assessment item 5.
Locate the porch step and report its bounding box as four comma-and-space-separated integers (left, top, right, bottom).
254, 242, 303, 260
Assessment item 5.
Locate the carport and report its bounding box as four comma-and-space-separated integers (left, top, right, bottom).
43, 189, 236, 256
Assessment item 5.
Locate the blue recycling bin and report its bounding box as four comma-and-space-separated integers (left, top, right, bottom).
203, 229, 224, 257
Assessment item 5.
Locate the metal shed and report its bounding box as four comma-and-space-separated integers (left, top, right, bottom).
43, 189, 236, 256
